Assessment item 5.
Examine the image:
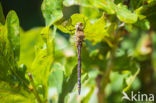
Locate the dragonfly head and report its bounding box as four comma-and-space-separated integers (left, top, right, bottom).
75, 22, 84, 31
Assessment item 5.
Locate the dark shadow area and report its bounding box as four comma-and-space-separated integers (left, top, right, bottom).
1, 0, 45, 30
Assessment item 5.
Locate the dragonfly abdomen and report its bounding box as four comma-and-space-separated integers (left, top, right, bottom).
75, 22, 85, 95
77, 45, 81, 95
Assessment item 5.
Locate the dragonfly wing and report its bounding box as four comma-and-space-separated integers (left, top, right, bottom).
69, 35, 76, 46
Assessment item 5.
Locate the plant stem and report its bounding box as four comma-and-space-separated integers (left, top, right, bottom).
28, 73, 42, 103
97, 49, 115, 103
97, 22, 123, 103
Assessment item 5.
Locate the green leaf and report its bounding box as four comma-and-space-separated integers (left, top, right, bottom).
80, 6, 103, 21
116, 4, 138, 23
5, 10, 20, 60
84, 15, 108, 44
70, 13, 88, 26
0, 2, 5, 24
20, 27, 44, 67
41, 0, 63, 26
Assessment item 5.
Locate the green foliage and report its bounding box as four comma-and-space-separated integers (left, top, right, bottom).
116, 4, 138, 23
41, 0, 63, 26
0, 0, 156, 103
0, 10, 30, 102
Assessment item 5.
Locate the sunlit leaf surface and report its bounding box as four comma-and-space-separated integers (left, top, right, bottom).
41, 0, 63, 26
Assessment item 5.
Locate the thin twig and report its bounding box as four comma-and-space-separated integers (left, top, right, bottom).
28, 73, 42, 103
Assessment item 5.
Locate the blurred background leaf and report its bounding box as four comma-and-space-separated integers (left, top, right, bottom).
41, 0, 63, 26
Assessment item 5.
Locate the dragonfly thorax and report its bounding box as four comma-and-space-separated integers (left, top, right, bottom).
75, 22, 84, 31
75, 31, 85, 46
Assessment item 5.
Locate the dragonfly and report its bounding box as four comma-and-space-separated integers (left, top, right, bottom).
73, 22, 106, 95
55, 17, 122, 95
58, 21, 87, 95
75, 22, 85, 95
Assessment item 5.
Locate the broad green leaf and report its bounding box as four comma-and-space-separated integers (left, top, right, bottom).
41, 0, 63, 26
70, 14, 88, 26
5, 10, 20, 60
80, 6, 103, 22
116, 4, 138, 23
0, 2, 5, 24
84, 15, 108, 44
20, 27, 44, 67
